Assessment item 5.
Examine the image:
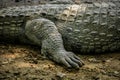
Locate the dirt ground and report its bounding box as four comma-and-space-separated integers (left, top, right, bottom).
0, 44, 119, 80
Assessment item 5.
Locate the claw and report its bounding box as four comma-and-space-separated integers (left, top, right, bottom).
61, 58, 71, 68
49, 50, 84, 68
74, 55, 81, 60
70, 57, 82, 66
65, 57, 79, 68
74, 55, 85, 66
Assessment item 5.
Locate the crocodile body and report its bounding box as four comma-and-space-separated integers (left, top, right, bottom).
0, 1, 120, 68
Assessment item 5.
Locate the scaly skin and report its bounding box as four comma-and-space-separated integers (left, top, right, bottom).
0, 1, 120, 68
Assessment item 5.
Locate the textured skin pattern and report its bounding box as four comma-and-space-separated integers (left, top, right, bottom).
0, 1, 120, 68
56, 2, 120, 53
0, 2, 119, 52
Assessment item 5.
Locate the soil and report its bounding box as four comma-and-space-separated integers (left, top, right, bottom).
0, 44, 120, 80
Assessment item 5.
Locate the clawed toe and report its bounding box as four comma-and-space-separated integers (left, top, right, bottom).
60, 52, 84, 68
49, 50, 84, 69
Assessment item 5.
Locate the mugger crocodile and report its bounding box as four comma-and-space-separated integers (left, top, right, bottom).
0, 1, 120, 68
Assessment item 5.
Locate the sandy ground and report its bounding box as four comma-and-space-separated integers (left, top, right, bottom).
0, 44, 120, 80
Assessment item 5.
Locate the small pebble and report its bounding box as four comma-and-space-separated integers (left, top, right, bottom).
92, 75, 101, 80
56, 72, 66, 79
88, 58, 100, 63
105, 59, 111, 63
100, 70, 107, 74
114, 71, 119, 75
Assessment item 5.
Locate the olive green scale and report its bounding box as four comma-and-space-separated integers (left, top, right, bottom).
0, 2, 119, 53
0, 15, 26, 42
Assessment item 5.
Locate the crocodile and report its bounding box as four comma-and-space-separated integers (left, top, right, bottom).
0, 0, 120, 68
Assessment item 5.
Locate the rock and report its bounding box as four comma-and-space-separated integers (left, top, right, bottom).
113, 71, 120, 77
56, 72, 66, 80
100, 70, 107, 75
114, 71, 119, 75
88, 58, 100, 63
105, 59, 111, 63
92, 75, 101, 80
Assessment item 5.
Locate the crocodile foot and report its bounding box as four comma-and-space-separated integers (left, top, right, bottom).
48, 50, 84, 68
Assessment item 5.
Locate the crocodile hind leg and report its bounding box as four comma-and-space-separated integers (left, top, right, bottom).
25, 18, 84, 68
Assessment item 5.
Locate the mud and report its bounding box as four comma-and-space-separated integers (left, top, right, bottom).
0, 44, 120, 80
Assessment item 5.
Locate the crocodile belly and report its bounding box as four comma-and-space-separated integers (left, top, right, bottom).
56, 2, 120, 53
